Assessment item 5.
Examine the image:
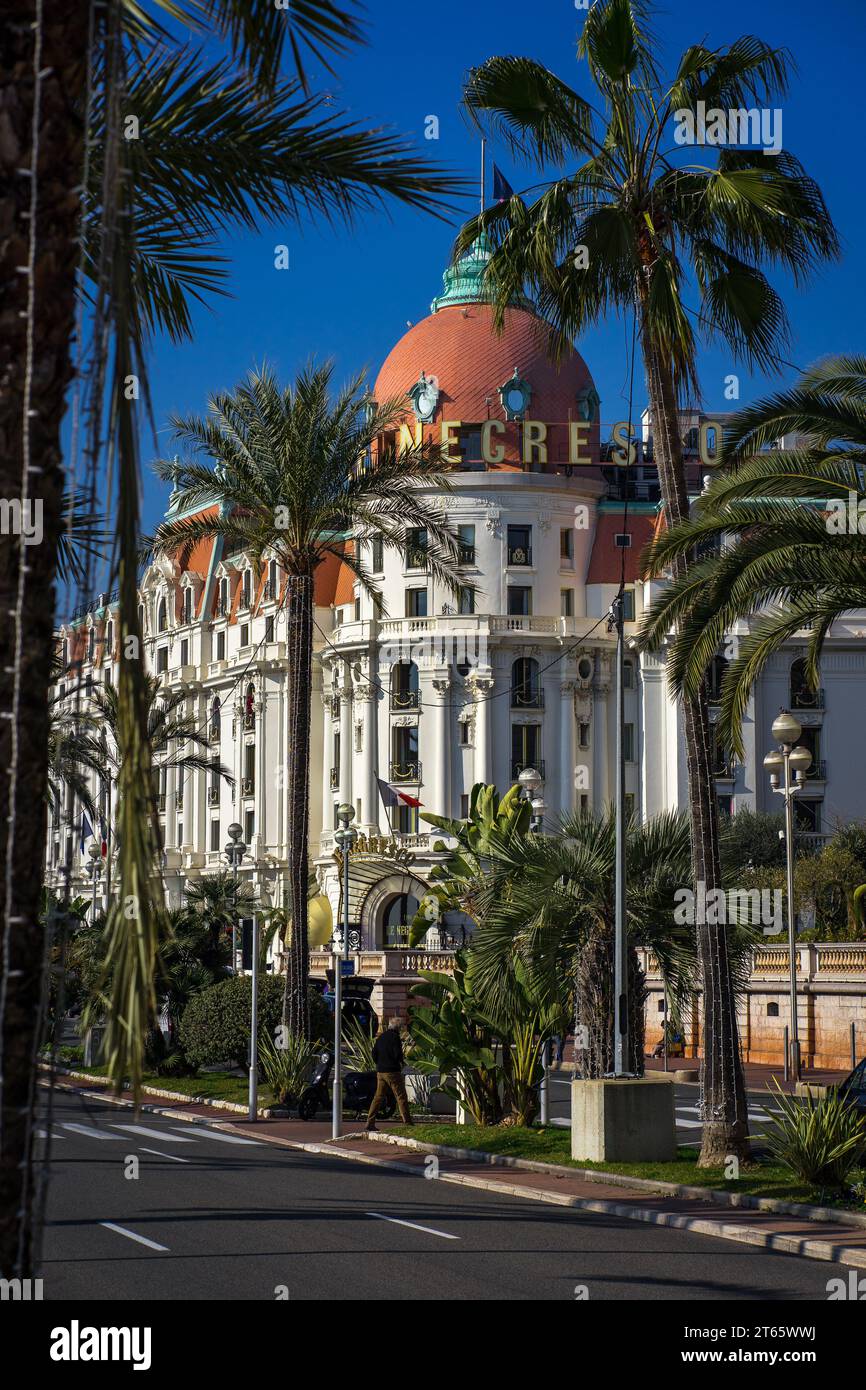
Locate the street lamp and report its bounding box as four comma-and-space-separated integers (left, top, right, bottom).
224, 822, 247, 973
529, 794, 546, 833
86, 840, 102, 918
517, 766, 542, 800
332, 803, 357, 1139
764, 709, 812, 1081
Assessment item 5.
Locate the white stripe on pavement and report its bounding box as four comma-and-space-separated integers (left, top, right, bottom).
61, 1123, 123, 1141
110, 1124, 195, 1144
36, 1129, 65, 1139
100, 1222, 169, 1252
171, 1127, 261, 1146
138, 1147, 190, 1163
367, 1211, 459, 1240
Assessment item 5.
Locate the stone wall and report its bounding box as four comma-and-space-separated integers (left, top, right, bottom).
640, 944, 866, 1070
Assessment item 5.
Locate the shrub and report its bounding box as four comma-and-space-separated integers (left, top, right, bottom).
762, 1081, 866, 1190
181, 977, 330, 1070
258, 1031, 318, 1104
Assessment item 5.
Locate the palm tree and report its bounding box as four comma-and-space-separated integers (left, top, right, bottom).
91, 675, 233, 807
640, 356, 866, 754
1, 1, 463, 1277
455, 0, 838, 1162
47, 703, 103, 825
183, 871, 258, 961
151, 361, 464, 1037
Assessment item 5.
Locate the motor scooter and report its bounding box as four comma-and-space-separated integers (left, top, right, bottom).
297, 1048, 396, 1121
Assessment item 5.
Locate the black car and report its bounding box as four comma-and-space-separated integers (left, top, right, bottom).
836, 1057, 866, 1113
310, 975, 378, 1035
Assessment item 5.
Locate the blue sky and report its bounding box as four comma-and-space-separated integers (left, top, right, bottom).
138, 0, 865, 536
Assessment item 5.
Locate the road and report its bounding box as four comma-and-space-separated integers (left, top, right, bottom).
38, 1086, 847, 1301
545, 1075, 786, 1145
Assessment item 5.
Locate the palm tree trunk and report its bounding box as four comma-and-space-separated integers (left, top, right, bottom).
641, 318, 750, 1164
0, 3, 88, 1276
575, 924, 646, 1077
282, 572, 313, 1038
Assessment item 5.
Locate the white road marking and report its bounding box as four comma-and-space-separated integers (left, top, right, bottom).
100, 1222, 169, 1252
138, 1147, 190, 1164
110, 1123, 195, 1144
367, 1211, 459, 1240
36, 1129, 64, 1139
61, 1123, 123, 1141
171, 1127, 261, 1146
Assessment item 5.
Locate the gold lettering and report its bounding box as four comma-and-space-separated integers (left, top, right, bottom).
399, 421, 423, 451
481, 419, 505, 465
612, 420, 636, 467
699, 420, 722, 467
440, 420, 462, 464
522, 420, 547, 465
569, 421, 591, 465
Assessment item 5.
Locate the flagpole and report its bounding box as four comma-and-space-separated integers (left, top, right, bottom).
375, 774, 395, 839
480, 137, 486, 216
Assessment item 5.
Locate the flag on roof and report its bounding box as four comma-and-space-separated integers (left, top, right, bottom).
375, 776, 423, 810
492, 164, 514, 202
79, 811, 94, 857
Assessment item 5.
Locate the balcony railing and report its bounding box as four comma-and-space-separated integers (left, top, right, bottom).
215, 600, 228, 618
512, 759, 545, 781
511, 687, 544, 710
791, 686, 825, 710
209, 724, 221, 743
405, 547, 428, 570
243, 711, 255, 731
390, 760, 421, 783
458, 545, 475, 565
329, 767, 339, 790
208, 786, 220, 806
391, 689, 420, 711
157, 793, 166, 812
806, 759, 827, 780
507, 545, 532, 566
242, 776, 255, 797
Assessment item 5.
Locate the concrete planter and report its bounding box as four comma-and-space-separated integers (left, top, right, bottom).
571, 1077, 677, 1162
404, 1070, 456, 1115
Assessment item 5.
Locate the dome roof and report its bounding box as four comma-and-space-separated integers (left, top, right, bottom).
374, 301, 595, 430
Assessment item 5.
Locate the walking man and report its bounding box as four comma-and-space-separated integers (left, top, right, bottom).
365, 1017, 413, 1131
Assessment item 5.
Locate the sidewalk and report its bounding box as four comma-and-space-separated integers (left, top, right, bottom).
47, 1073, 866, 1271
642, 1056, 850, 1092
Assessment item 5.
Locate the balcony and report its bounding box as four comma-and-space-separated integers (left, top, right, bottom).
175, 792, 184, 811
512, 759, 545, 781
215, 600, 228, 618
511, 688, 544, 710
156, 793, 166, 813
242, 776, 255, 797
507, 545, 532, 566
805, 759, 827, 781
791, 686, 825, 710
391, 689, 420, 712
405, 546, 428, 571
329, 767, 339, 790
207, 787, 220, 807
209, 724, 221, 743
458, 545, 475, 566
243, 711, 255, 731
390, 760, 421, 783
262, 580, 276, 601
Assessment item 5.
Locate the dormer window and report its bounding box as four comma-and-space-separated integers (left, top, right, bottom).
498, 369, 531, 421
408, 371, 439, 423
576, 386, 600, 423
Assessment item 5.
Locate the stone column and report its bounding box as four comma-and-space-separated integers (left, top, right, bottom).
559, 679, 576, 818
593, 652, 612, 808
338, 662, 353, 808
320, 688, 334, 836
429, 671, 451, 819
468, 671, 494, 787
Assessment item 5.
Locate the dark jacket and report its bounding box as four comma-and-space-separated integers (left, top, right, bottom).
372, 1029, 404, 1073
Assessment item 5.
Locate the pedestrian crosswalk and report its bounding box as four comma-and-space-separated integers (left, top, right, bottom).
46, 1120, 262, 1148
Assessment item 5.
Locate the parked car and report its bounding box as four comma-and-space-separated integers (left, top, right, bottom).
310, 975, 378, 1035
836, 1058, 866, 1113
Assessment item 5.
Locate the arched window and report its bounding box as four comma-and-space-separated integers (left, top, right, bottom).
105, 622, 113, 659
381, 893, 420, 948
790, 657, 821, 709
88, 627, 95, 663
182, 586, 192, 624
244, 682, 255, 727
268, 558, 278, 599
391, 661, 419, 710
706, 654, 727, 704
157, 597, 168, 633
512, 657, 541, 709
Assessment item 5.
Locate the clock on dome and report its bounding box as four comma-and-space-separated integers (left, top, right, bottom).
498, 369, 532, 421
408, 371, 440, 423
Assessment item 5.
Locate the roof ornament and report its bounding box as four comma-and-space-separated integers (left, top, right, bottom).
576, 386, 600, 423
498, 368, 532, 421
408, 371, 440, 423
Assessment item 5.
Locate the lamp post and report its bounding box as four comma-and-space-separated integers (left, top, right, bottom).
87, 840, 102, 918
609, 593, 628, 1078
763, 709, 812, 1082
518, 770, 550, 1120
332, 803, 357, 1139
224, 822, 247, 973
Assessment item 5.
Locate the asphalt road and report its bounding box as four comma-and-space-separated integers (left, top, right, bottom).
37, 1086, 848, 1302
546, 1076, 787, 1145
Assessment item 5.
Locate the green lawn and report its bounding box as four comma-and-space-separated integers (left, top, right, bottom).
392, 1123, 866, 1208
47, 1057, 278, 1109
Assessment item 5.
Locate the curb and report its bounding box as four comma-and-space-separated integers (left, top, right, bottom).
39, 1064, 270, 1117
363, 1132, 866, 1231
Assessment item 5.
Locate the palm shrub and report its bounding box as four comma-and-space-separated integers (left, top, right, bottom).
761, 1082, 866, 1191
342, 1017, 377, 1073
258, 1030, 319, 1106
408, 955, 502, 1127
457, 0, 838, 1164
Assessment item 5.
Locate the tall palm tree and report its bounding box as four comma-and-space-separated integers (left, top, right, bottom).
456, 0, 838, 1162
640, 356, 866, 753
151, 361, 464, 1038
0, 0, 463, 1278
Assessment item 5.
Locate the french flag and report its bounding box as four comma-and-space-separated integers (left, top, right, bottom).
375, 775, 423, 810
